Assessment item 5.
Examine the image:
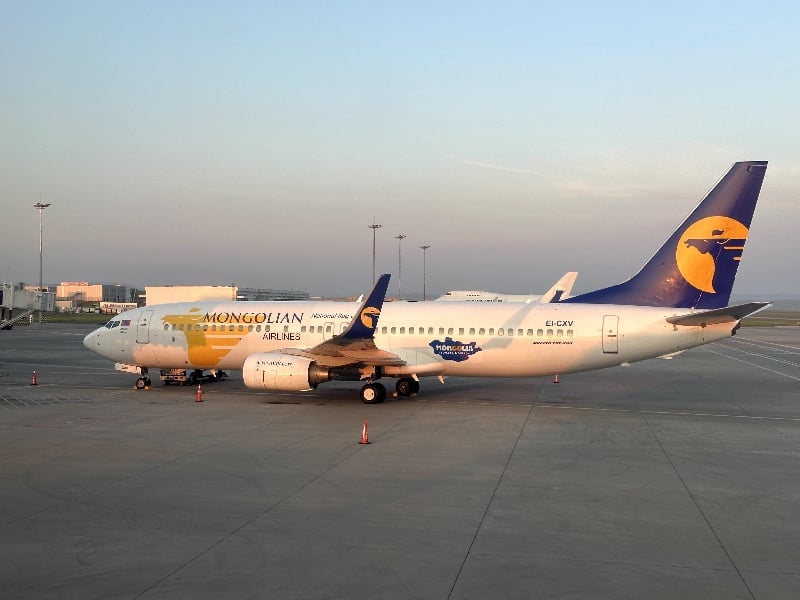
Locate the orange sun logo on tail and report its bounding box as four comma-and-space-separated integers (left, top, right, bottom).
675, 216, 748, 293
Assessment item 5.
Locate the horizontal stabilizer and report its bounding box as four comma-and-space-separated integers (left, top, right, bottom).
666, 302, 771, 327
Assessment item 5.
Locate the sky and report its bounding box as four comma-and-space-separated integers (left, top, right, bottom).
2, 1, 799, 299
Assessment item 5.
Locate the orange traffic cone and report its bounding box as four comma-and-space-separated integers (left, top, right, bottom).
195, 384, 203, 402
359, 419, 370, 445
553, 374, 559, 384
31, 370, 38, 386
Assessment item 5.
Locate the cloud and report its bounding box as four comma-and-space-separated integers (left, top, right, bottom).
450, 156, 547, 177
553, 179, 654, 199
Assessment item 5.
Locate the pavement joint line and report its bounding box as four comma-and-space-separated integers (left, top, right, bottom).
534, 404, 800, 422
704, 346, 800, 381
131, 414, 412, 599
711, 342, 800, 369
448, 402, 535, 599
628, 387, 756, 600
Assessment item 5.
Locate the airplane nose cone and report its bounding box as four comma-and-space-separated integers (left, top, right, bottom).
83, 328, 100, 352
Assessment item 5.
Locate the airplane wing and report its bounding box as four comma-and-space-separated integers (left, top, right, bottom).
285, 274, 405, 367
666, 302, 771, 326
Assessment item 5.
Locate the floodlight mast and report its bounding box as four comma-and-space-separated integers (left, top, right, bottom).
420, 244, 430, 301
33, 202, 51, 320
369, 218, 382, 283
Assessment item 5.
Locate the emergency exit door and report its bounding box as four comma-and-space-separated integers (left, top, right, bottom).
602, 315, 619, 353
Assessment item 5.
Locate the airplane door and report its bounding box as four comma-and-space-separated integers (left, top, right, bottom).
602, 315, 619, 353
136, 310, 154, 344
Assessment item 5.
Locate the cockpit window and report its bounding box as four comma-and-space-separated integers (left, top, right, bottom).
105, 320, 121, 329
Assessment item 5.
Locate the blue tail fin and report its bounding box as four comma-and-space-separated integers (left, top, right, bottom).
564, 161, 768, 309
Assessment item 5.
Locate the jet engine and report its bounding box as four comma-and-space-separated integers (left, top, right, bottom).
242, 352, 332, 391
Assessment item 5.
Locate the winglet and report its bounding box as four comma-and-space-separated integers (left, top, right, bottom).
338, 274, 391, 340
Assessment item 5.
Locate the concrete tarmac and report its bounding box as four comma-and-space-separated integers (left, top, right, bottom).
1, 323, 799, 599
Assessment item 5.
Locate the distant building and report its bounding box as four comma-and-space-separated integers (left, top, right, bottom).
144, 285, 310, 305
144, 285, 238, 305
55, 282, 139, 312
237, 287, 310, 302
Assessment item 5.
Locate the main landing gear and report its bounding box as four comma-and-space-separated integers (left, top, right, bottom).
395, 377, 420, 397
359, 377, 420, 404
135, 376, 152, 390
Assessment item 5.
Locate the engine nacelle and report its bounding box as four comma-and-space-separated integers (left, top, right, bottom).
242, 352, 331, 391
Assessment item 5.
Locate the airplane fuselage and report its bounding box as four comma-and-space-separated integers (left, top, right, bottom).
84, 300, 732, 379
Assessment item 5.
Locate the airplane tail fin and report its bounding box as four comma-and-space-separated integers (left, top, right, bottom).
564, 161, 768, 309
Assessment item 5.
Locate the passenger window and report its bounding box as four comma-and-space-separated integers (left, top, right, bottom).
537, 329, 543, 336
567, 329, 574, 337
400, 327, 405, 334
498, 329, 504, 336
391, 327, 396, 334
447, 327, 453, 335
163, 324, 169, 331
381, 326, 387, 334
557, 329, 563, 337
547, 329, 553, 337
527, 329, 533, 336
469, 328, 475, 335
458, 328, 464, 335
479, 328, 485, 335
517, 329, 523, 336
488, 328, 495, 335
439, 328, 445, 335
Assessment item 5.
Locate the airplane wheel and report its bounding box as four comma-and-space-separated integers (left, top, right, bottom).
411, 380, 420, 394
360, 382, 386, 404
135, 378, 146, 390
396, 378, 414, 397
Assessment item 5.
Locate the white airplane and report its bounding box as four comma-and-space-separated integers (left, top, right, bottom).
84, 161, 769, 403
436, 271, 578, 303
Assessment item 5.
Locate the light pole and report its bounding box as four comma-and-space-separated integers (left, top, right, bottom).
395, 234, 406, 298
420, 244, 430, 300
33, 202, 51, 321
369, 218, 382, 283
